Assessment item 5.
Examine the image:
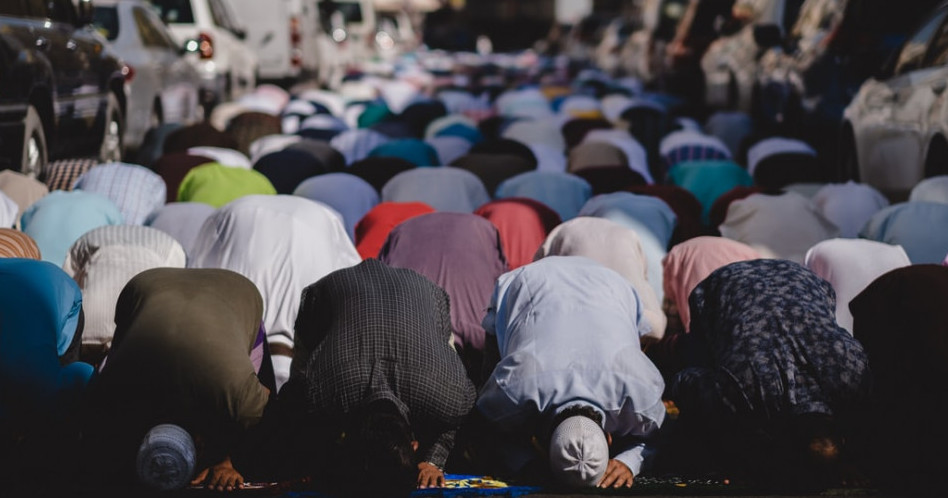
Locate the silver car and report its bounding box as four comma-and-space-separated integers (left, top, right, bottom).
842, 1, 948, 196
93, 0, 202, 151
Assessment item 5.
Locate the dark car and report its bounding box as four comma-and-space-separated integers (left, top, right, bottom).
0, 0, 126, 179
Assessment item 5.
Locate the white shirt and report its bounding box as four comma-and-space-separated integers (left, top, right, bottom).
64, 225, 186, 347
478, 256, 666, 477
720, 191, 840, 264
804, 238, 911, 334
189, 195, 360, 352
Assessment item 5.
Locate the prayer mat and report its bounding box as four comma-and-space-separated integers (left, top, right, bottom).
414, 475, 541, 497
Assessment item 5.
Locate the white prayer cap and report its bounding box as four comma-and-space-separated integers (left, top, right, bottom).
548, 415, 609, 487
136, 424, 197, 491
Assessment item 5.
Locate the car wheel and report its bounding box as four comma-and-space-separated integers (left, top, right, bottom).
924, 136, 948, 178
838, 127, 860, 183
20, 105, 48, 179
99, 93, 123, 162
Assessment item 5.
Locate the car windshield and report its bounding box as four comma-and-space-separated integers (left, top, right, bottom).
149, 0, 194, 24
92, 6, 120, 41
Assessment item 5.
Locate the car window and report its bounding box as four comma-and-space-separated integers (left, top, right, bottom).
92, 6, 120, 41
149, 0, 194, 24
925, 9, 948, 67
134, 6, 177, 49
208, 0, 238, 32
894, 7, 948, 75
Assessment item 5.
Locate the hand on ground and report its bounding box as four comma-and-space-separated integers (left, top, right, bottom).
191, 457, 244, 492
417, 461, 445, 488
598, 459, 634, 488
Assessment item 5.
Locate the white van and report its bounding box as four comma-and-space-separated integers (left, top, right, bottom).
225, 0, 327, 82
149, 0, 259, 105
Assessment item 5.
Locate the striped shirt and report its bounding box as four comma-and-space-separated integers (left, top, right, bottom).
44, 158, 98, 191
0, 228, 41, 259
63, 225, 186, 347
73, 162, 166, 225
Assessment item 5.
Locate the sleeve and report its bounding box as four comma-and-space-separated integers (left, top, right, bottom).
612, 442, 648, 477
609, 404, 664, 476
421, 428, 457, 468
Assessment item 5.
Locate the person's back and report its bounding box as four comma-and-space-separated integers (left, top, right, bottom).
478, 256, 666, 486
82, 268, 270, 489
287, 259, 476, 492
669, 258, 870, 489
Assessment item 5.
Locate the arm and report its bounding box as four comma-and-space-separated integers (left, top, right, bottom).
420, 426, 457, 469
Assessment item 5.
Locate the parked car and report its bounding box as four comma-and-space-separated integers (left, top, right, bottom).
701, 0, 804, 112
620, 0, 689, 85
225, 0, 328, 83
148, 0, 258, 106
0, 0, 126, 178
841, 1, 948, 196
754, 0, 940, 166
92, 0, 202, 152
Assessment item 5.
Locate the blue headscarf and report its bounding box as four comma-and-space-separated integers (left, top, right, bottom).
0, 259, 92, 420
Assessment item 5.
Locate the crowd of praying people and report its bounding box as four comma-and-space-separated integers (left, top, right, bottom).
1, 53, 947, 496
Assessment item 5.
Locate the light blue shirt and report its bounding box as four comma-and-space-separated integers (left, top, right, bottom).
20, 190, 124, 266
495, 171, 592, 221
860, 201, 948, 264
478, 256, 666, 476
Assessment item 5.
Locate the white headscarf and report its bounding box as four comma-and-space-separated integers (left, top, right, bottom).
189, 195, 360, 388
804, 238, 911, 334
536, 217, 666, 341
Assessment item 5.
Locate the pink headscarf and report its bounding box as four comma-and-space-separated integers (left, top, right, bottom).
662, 236, 761, 331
